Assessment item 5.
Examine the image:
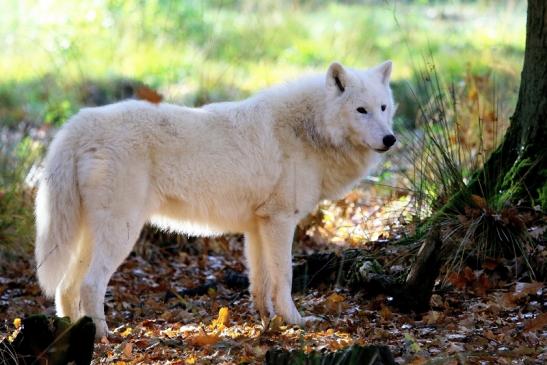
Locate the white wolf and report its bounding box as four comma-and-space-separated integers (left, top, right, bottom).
35, 61, 396, 338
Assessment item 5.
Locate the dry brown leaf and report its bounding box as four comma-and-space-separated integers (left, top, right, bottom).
474, 273, 491, 296
470, 194, 488, 209
379, 305, 392, 320
463, 266, 475, 282
524, 312, 547, 332
135, 85, 163, 104
514, 281, 543, 296
448, 272, 466, 289
122, 342, 133, 357
408, 356, 428, 365
423, 310, 442, 325
483, 329, 496, 340
481, 259, 498, 271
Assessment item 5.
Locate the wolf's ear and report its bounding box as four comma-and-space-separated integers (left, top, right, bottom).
375, 60, 392, 85
327, 62, 347, 94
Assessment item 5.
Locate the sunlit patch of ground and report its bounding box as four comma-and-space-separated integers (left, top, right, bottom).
308, 189, 413, 246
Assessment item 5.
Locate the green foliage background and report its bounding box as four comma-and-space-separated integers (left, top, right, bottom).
0, 0, 527, 259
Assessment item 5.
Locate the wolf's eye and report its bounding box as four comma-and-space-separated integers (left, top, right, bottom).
381, 105, 386, 111
356, 107, 368, 114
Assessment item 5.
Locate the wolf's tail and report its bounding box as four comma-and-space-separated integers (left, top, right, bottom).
35, 127, 82, 298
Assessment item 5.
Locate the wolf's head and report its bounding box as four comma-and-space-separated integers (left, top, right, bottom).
323, 61, 396, 152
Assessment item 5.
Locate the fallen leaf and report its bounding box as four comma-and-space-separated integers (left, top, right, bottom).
214, 307, 230, 328
380, 305, 392, 320
135, 85, 163, 104
514, 282, 543, 296
423, 310, 442, 325
120, 327, 132, 338
524, 312, 547, 332
474, 272, 491, 296
122, 342, 133, 357
482, 259, 498, 271
189, 333, 220, 346
484, 329, 496, 340
408, 355, 427, 364
327, 293, 345, 303
325, 292, 347, 313
463, 266, 475, 282
470, 194, 488, 209
268, 315, 284, 332
430, 294, 444, 308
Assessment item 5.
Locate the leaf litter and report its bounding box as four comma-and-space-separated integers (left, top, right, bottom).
0, 188, 545, 364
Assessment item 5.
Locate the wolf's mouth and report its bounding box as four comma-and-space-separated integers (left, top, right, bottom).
374, 148, 389, 153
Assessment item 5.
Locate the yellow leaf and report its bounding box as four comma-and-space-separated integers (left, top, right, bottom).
216, 307, 230, 326
268, 315, 284, 332
13, 318, 21, 329
186, 356, 197, 364
120, 327, 132, 338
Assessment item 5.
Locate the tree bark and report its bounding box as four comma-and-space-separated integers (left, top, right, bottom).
475, 0, 547, 203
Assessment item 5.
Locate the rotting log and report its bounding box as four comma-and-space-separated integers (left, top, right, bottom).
265, 344, 396, 365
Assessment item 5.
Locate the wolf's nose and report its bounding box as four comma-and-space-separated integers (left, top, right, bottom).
383, 134, 396, 148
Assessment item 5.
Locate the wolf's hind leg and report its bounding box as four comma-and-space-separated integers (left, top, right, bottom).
54, 222, 93, 321
79, 206, 146, 338
244, 229, 274, 327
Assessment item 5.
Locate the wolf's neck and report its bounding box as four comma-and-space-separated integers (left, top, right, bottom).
261, 77, 336, 148
260, 78, 376, 199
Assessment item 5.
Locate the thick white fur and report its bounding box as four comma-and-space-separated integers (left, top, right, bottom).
35, 61, 396, 337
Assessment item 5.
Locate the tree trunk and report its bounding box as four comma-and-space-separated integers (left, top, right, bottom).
476, 0, 547, 203
403, 0, 547, 313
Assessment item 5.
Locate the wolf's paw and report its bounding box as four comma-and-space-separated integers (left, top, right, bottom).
93, 320, 109, 339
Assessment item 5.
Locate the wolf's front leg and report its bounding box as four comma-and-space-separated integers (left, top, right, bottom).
244, 229, 274, 327
258, 215, 317, 325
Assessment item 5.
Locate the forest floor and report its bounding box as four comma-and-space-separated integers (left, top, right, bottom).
1, 223, 545, 364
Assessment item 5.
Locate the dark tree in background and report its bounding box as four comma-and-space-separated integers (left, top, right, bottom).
477, 0, 546, 204
404, 0, 547, 312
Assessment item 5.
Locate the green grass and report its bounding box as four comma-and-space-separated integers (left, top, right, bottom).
1, 1, 525, 108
